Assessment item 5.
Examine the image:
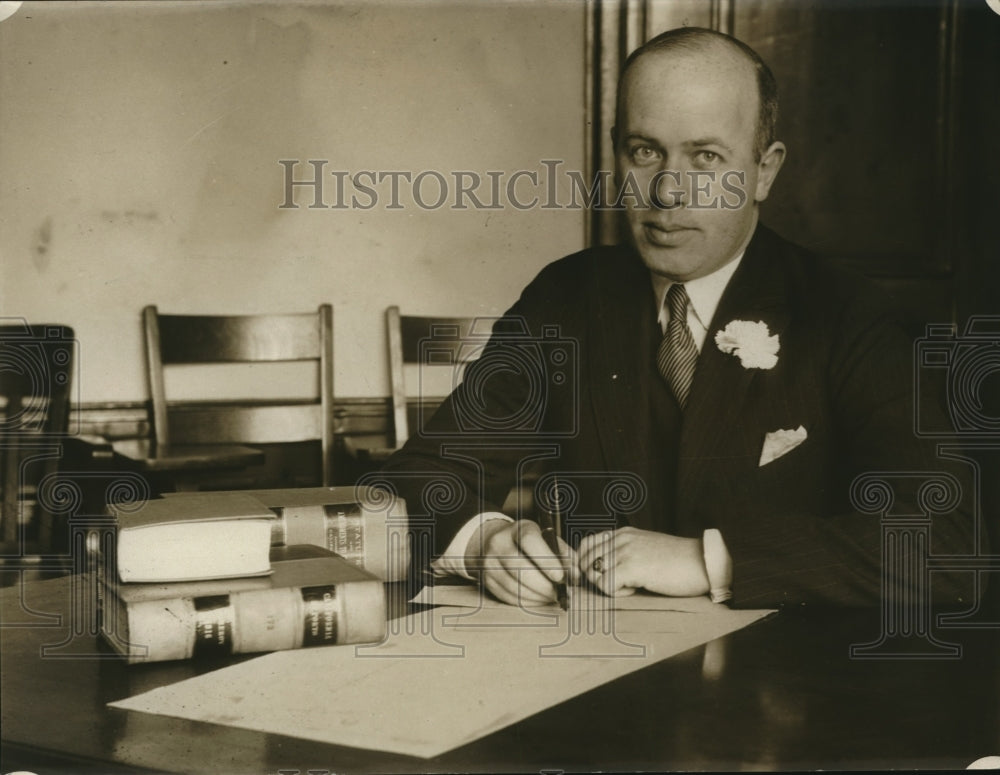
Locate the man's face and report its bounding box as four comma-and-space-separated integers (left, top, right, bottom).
614, 46, 783, 282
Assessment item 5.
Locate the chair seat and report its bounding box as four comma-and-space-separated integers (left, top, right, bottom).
111, 439, 265, 472
136, 305, 335, 490
343, 434, 397, 464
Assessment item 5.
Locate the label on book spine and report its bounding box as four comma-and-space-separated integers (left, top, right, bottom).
324, 504, 365, 566
192, 595, 234, 657
273, 504, 367, 569
270, 515, 287, 546
300, 585, 339, 646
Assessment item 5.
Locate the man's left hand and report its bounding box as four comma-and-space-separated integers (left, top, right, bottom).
577, 527, 710, 597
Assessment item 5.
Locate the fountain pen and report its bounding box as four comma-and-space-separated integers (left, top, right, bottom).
539, 483, 570, 611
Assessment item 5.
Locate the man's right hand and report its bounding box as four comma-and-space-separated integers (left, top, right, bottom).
464, 519, 578, 606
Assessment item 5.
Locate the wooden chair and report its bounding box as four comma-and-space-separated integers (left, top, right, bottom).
112, 305, 335, 490
1, 323, 75, 555
344, 306, 484, 464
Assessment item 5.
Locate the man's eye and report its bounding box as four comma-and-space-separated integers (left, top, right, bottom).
630, 146, 660, 163
696, 150, 720, 164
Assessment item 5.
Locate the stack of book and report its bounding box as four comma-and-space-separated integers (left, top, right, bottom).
100, 491, 389, 665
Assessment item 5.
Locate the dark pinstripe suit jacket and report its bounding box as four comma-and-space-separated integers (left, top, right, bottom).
383, 224, 977, 607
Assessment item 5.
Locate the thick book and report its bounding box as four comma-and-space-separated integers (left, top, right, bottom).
166, 487, 410, 582
101, 545, 387, 664
109, 492, 276, 583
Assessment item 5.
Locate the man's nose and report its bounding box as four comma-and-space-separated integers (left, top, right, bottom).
650, 168, 691, 210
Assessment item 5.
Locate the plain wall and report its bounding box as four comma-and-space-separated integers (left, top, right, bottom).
0, 0, 587, 402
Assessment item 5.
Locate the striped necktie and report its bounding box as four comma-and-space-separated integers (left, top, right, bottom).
656, 283, 699, 408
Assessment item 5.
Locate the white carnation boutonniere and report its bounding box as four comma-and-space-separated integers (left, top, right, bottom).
714, 320, 780, 369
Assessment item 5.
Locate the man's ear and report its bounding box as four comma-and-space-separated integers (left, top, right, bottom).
753, 141, 786, 203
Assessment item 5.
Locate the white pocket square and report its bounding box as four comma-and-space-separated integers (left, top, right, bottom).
759, 425, 807, 467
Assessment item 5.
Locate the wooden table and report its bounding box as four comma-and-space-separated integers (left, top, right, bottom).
2, 573, 998, 773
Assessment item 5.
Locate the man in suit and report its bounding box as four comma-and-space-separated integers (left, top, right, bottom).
382, 27, 976, 608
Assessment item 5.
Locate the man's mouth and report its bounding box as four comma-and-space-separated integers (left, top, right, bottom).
643, 222, 696, 246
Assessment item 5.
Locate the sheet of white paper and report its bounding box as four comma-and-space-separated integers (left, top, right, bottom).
410, 582, 722, 613
110, 602, 774, 759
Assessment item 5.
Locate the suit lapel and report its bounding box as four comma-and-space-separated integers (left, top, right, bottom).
675, 226, 792, 523
586, 246, 660, 529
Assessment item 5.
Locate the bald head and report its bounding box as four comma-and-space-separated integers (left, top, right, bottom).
617, 28, 779, 162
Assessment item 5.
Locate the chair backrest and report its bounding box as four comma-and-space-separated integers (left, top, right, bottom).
386, 306, 486, 447
144, 305, 335, 484
0, 323, 75, 552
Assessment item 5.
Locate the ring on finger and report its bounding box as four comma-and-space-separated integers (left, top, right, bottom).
592, 556, 605, 573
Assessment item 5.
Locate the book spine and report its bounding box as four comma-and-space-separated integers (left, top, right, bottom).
272, 504, 364, 562
114, 581, 386, 664
272, 503, 409, 582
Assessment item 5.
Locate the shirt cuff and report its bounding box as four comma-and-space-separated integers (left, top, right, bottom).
430, 512, 514, 581
702, 528, 733, 603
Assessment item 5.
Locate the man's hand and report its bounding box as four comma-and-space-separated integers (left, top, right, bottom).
465, 519, 579, 606
577, 527, 709, 598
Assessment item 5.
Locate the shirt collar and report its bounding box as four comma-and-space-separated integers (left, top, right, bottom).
653, 251, 745, 334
